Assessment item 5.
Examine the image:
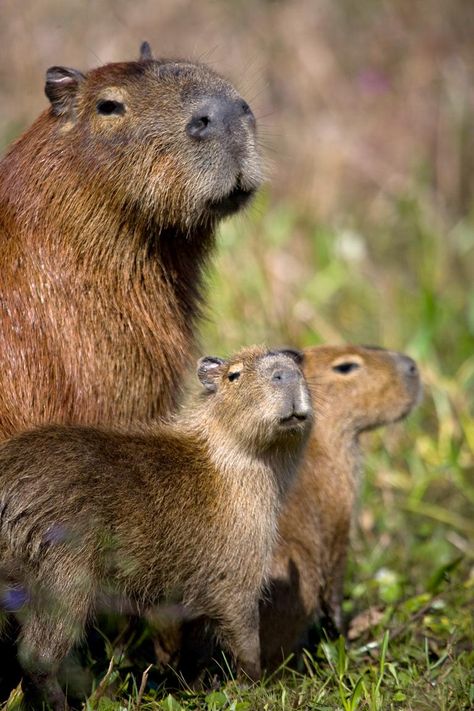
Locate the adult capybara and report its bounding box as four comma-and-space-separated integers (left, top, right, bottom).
0, 42, 262, 439
0, 346, 312, 710
259, 344, 421, 669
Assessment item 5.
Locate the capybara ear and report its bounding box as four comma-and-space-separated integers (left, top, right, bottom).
274, 348, 304, 366
139, 41, 153, 61
45, 66, 85, 117
197, 356, 226, 392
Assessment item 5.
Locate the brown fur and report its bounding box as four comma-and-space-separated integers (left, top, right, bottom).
0, 44, 261, 439
0, 346, 312, 710
259, 344, 421, 669
150, 344, 421, 680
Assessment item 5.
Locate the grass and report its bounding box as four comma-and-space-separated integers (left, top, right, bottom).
4, 185, 472, 710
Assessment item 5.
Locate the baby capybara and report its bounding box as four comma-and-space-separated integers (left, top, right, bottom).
259, 345, 421, 669
0, 42, 262, 440
154, 345, 421, 680
0, 346, 312, 710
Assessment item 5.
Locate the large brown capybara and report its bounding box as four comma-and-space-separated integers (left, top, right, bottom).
0, 42, 262, 439
0, 346, 312, 710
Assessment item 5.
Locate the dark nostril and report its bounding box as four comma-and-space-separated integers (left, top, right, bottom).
197, 116, 210, 128
240, 99, 255, 127
186, 113, 212, 140
398, 355, 418, 378
272, 369, 298, 384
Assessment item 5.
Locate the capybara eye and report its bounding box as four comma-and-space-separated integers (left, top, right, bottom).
332, 362, 360, 375
96, 99, 126, 116
228, 371, 241, 382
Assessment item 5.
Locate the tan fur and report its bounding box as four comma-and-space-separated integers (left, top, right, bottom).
259, 344, 421, 669
0, 45, 262, 440
150, 344, 421, 681
0, 346, 312, 710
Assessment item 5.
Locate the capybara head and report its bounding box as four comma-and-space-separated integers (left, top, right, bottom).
43, 41, 262, 231
303, 344, 421, 432
196, 346, 313, 450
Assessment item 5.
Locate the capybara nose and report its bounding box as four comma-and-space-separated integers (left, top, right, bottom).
293, 407, 310, 422
272, 368, 299, 385
396, 354, 419, 379
293, 388, 313, 421
186, 96, 254, 140
279, 384, 313, 426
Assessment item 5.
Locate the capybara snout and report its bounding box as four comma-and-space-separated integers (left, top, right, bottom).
186, 93, 255, 144
262, 353, 313, 427
391, 351, 421, 403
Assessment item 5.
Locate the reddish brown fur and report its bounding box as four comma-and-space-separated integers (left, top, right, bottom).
0, 346, 312, 710
0, 45, 261, 439
259, 344, 421, 669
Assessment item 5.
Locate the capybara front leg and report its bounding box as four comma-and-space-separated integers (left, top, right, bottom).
217, 604, 261, 682
18, 595, 90, 710
21, 665, 68, 711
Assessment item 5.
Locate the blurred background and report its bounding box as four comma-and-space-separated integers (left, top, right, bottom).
0, 1, 472, 703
